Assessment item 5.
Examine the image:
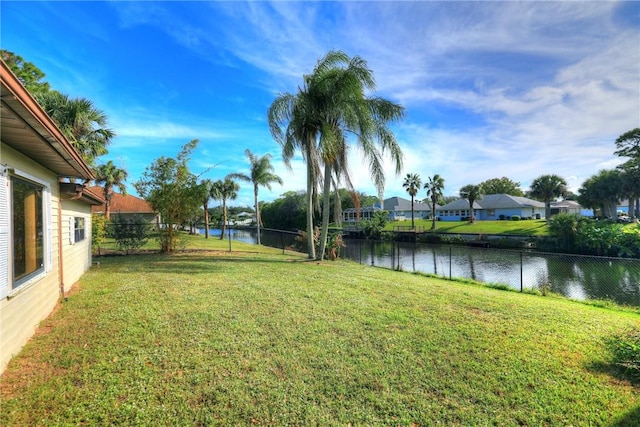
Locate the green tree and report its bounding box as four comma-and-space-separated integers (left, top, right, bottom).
94, 160, 128, 220
211, 177, 239, 240
402, 173, 422, 230
269, 50, 404, 260
424, 174, 445, 230
619, 159, 640, 219
479, 177, 523, 196
459, 184, 483, 223
133, 140, 199, 253
1, 50, 50, 95
615, 129, 640, 220
577, 169, 624, 219
37, 91, 114, 165
615, 128, 640, 160
228, 149, 283, 245
198, 179, 215, 239
260, 191, 307, 231
309, 51, 404, 260
529, 174, 568, 224
268, 83, 322, 259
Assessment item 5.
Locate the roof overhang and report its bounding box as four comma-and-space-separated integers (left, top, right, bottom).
0, 60, 94, 180
59, 182, 105, 206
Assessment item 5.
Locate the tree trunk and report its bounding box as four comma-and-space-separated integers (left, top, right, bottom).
220, 200, 227, 240
318, 165, 333, 261
255, 188, 261, 245
306, 161, 316, 259
431, 199, 437, 230
204, 201, 210, 239
410, 196, 415, 229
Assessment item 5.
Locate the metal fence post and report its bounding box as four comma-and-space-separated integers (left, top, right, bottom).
449, 246, 452, 280
228, 227, 232, 252
281, 230, 285, 254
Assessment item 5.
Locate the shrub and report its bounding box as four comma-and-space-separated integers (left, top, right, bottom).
511, 215, 521, 221
607, 327, 640, 382
111, 214, 150, 255
91, 214, 108, 254
499, 215, 505, 220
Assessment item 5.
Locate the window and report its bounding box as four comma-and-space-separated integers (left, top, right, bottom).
11, 176, 44, 288
73, 217, 85, 243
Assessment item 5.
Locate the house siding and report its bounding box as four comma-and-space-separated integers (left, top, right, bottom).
0, 144, 61, 372
61, 199, 93, 292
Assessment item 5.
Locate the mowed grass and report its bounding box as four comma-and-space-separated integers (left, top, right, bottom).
1, 245, 639, 425
389, 219, 550, 236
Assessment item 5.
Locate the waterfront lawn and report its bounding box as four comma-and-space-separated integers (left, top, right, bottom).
1, 249, 639, 425
390, 219, 550, 236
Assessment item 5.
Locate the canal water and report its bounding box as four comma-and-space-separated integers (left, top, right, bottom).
206, 228, 640, 307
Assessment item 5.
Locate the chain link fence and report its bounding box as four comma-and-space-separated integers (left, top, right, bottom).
99, 224, 640, 307
336, 239, 640, 307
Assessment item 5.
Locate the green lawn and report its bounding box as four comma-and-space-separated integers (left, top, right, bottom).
388, 219, 550, 236
1, 243, 639, 425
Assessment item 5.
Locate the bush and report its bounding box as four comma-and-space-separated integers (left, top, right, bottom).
111, 215, 150, 255
607, 327, 640, 382
499, 214, 505, 220
92, 214, 108, 254
511, 215, 521, 221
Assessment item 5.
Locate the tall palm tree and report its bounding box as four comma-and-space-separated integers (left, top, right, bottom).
459, 184, 483, 223
211, 177, 239, 240
228, 149, 283, 245
37, 91, 114, 165
402, 173, 422, 229
309, 51, 405, 260
269, 77, 324, 259
199, 179, 214, 239
424, 174, 445, 230
94, 160, 128, 220
529, 174, 567, 224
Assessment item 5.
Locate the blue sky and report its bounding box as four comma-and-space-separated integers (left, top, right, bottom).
2, 1, 639, 207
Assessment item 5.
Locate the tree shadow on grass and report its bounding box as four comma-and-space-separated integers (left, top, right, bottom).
587, 356, 640, 426
608, 405, 640, 426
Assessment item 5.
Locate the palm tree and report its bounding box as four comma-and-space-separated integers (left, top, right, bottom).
198, 179, 214, 239
228, 149, 283, 245
529, 174, 567, 224
424, 174, 445, 230
269, 84, 322, 259
94, 160, 128, 220
308, 51, 405, 260
402, 173, 422, 229
211, 177, 239, 240
37, 91, 114, 165
459, 184, 483, 223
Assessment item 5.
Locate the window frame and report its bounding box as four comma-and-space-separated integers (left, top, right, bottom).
2, 169, 52, 297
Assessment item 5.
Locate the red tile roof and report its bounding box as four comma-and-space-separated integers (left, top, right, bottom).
88, 186, 156, 214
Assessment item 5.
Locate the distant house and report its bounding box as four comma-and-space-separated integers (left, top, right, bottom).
1, 60, 104, 373
233, 211, 254, 226
437, 194, 546, 221
550, 200, 591, 217
383, 196, 436, 221
342, 205, 383, 223
89, 187, 160, 227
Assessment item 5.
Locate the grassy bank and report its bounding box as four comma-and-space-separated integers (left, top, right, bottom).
388, 219, 550, 236
1, 245, 639, 425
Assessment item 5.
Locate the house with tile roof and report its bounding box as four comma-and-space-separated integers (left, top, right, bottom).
437, 194, 546, 221
89, 186, 160, 226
